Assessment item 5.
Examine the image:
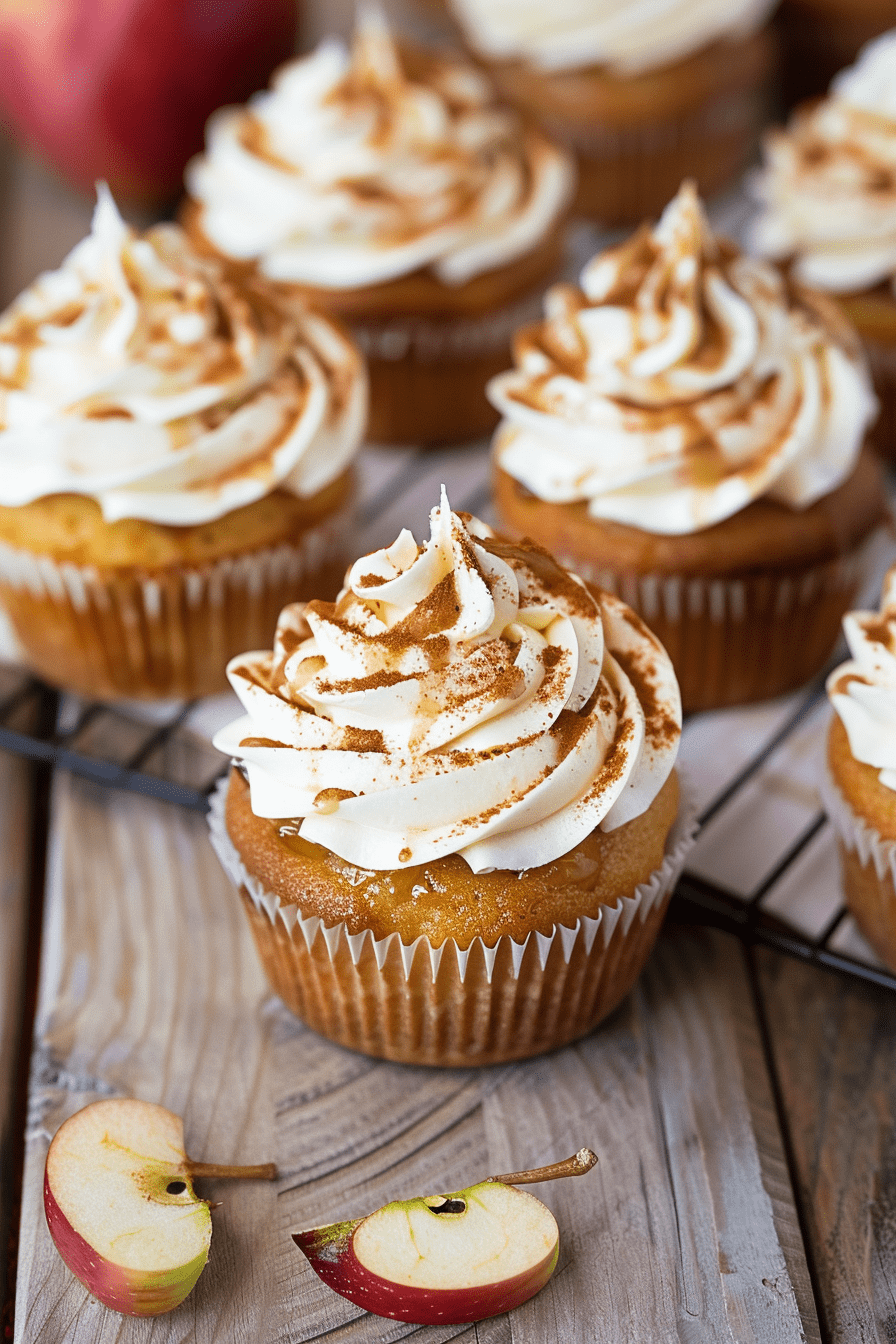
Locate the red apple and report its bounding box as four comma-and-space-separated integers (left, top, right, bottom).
44, 1098, 276, 1316
293, 1148, 597, 1325
0, 0, 298, 205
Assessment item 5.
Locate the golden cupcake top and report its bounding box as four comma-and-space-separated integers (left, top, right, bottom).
489, 182, 877, 535
185, 5, 573, 291
0, 187, 366, 525
752, 29, 896, 295
214, 490, 681, 873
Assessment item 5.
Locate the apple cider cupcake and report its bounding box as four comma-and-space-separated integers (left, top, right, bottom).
489, 182, 886, 713
183, 8, 573, 446
752, 30, 896, 460
823, 569, 896, 971
210, 490, 693, 1066
0, 188, 366, 701
444, 0, 777, 224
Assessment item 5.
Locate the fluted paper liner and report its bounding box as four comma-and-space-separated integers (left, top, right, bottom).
538, 81, 768, 223
561, 538, 877, 713
821, 764, 896, 971
209, 778, 697, 1066
351, 284, 546, 365
0, 504, 350, 701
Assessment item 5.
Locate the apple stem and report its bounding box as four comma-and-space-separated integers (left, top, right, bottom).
490, 1148, 598, 1187
184, 1161, 277, 1181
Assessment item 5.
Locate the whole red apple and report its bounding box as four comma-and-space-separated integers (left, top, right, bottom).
0, 0, 298, 205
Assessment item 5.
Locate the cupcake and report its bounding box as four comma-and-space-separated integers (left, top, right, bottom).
777, 0, 896, 107
752, 30, 896, 460
824, 568, 896, 970
489, 182, 887, 714
0, 187, 366, 701
182, 7, 573, 447
444, 0, 778, 225
210, 490, 692, 1066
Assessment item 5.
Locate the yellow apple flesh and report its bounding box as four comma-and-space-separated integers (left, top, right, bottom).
44, 1099, 212, 1316
293, 1180, 560, 1324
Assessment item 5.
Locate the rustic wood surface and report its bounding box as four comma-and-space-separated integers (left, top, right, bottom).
3, 0, 896, 1334
0, 744, 36, 1297
13, 768, 820, 1342
755, 949, 896, 1344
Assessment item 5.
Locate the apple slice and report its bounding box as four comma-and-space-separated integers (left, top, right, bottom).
44, 1098, 275, 1317
293, 1148, 597, 1325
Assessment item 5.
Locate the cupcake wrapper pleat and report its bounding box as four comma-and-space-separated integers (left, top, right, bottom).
548, 84, 769, 223
208, 779, 697, 1066
564, 534, 880, 712
0, 504, 351, 700
350, 284, 547, 365
820, 764, 896, 971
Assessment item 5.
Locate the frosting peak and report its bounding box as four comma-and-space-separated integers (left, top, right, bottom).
0, 188, 366, 525
186, 7, 573, 289
214, 491, 681, 872
828, 567, 896, 791
752, 29, 896, 295
490, 182, 877, 535
447, 0, 777, 75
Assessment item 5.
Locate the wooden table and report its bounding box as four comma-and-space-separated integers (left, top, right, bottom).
1, 101, 895, 1344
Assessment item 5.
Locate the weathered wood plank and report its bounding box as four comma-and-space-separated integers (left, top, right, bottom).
0, 747, 38, 1298
266, 925, 817, 1343
755, 948, 896, 1343
15, 770, 819, 1344
15, 772, 278, 1343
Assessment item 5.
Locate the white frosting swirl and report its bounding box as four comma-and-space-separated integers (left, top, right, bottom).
448, 0, 776, 75
752, 30, 896, 295
828, 567, 896, 792
185, 6, 573, 290
490, 183, 877, 536
0, 187, 366, 526
214, 490, 681, 873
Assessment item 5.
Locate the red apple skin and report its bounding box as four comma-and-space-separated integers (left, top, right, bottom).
0, 0, 298, 205
44, 1171, 207, 1317
293, 1222, 560, 1325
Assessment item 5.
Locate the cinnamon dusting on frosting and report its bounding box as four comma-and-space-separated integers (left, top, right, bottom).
0, 188, 366, 524
216, 491, 682, 871
186, 8, 574, 291
490, 181, 877, 536
753, 30, 896, 296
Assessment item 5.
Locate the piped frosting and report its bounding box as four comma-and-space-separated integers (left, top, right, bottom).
185, 5, 573, 290
828, 567, 896, 793
214, 490, 681, 873
448, 0, 776, 75
752, 29, 896, 295
0, 188, 366, 526
490, 182, 877, 535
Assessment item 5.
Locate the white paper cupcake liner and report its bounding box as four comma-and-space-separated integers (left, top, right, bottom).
0, 503, 351, 700
208, 775, 697, 1065
820, 762, 896, 970
557, 536, 878, 712
543, 86, 765, 160
821, 767, 896, 887
349, 284, 548, 365
561, 546, 870, 628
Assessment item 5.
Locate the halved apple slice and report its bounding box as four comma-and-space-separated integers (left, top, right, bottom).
44, 1098, 275, 1316
293, 1148, 597, 1324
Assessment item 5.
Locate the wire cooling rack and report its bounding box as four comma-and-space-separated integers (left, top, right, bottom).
0, 433, 892, 998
